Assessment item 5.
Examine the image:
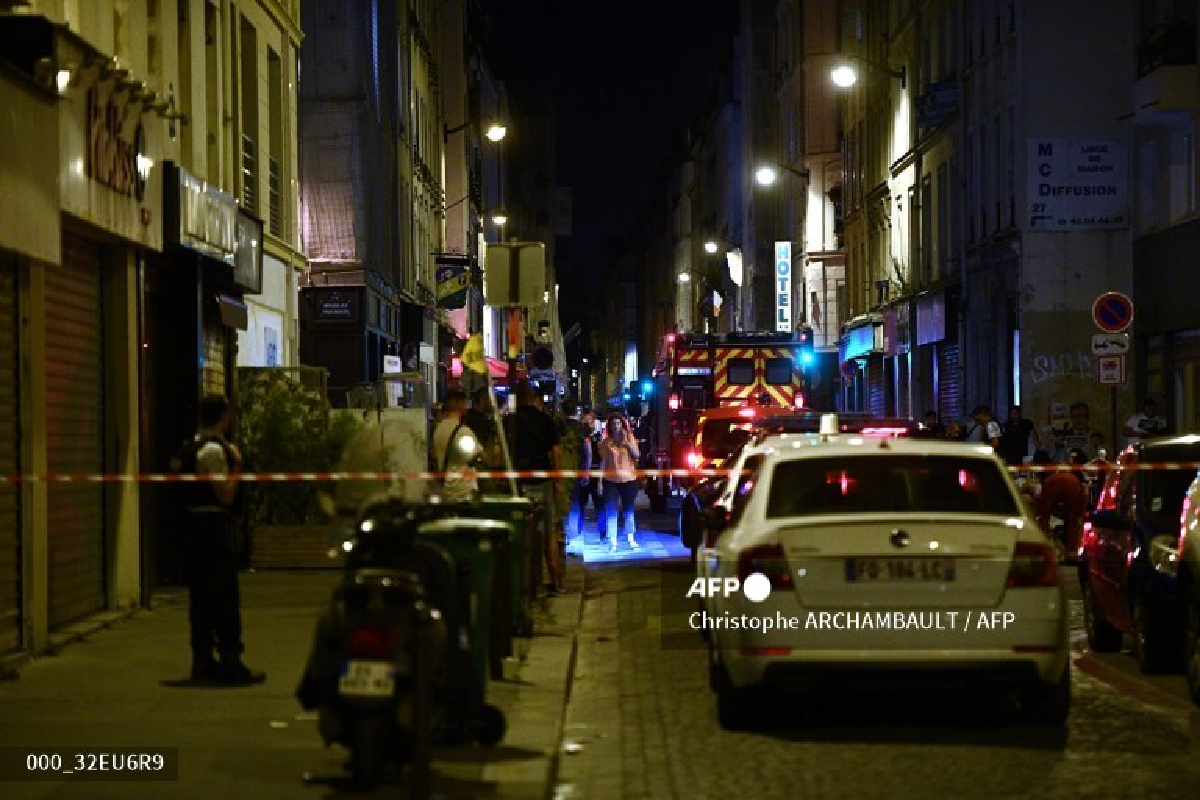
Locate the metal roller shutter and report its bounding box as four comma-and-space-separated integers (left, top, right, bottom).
868, 357, 887, 417
0, 262, 21, 654
939, 343, 961, 422
45, 234, 107, 626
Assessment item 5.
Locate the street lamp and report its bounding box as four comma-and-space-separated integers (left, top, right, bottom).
490, 211, 508, 227
677, 272, 691, 283
829, 57, 906, 89
754, 162, 810, 187
444, 118, 509, 141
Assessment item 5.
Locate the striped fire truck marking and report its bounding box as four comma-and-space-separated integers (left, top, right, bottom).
713, 346, 800, 407
675, 346, 711, 366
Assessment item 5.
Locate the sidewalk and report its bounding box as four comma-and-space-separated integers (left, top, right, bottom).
0, 502, 681, 799
0, 566, 585, 799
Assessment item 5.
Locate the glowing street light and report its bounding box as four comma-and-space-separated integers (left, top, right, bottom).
485, 123, 507, 142
755, 165, 779, 186
829, 58, 906, 89
830, 64, 859, 88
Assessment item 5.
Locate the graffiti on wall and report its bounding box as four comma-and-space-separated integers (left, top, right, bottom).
1029, 351, 1095, 385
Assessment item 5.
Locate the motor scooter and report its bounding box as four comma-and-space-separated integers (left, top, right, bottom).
297, 420, 506, 791
297, 503, 447, 791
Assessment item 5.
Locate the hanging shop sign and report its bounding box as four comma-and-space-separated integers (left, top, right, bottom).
165, 162, 237, 263
232, 210, 263, 293
775, 241, 792, 333
435, 253, 471, 310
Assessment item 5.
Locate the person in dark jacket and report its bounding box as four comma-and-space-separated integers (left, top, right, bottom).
183, 394, 264, 684
504, 381, 563, 594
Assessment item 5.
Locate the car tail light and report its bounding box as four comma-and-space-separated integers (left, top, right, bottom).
1005, 541, 1058, 588
669, 393, 681, 411
347, 625, 395, 659
737, 544, 793, 591
738, 407, 757, 418
1080, 521, 1096, 548
743, 646, 794, 656
686, 450, 703, 470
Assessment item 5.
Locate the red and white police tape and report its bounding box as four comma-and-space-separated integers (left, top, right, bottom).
2, 463, 1200, 484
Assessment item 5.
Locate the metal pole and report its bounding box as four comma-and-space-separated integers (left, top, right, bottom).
1110, 385, 1118, 459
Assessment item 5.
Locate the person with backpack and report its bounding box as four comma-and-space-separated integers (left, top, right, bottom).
504, 381, 563, 595
430, 389, 480, 502
175, 394, 265, 685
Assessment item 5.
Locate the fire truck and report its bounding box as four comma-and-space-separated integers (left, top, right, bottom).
644, 328, 813, 511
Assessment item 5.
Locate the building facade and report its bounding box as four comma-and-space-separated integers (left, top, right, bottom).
0, 0, 301, 658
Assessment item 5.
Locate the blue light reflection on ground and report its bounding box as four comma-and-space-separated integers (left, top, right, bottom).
566, 525, 690, 564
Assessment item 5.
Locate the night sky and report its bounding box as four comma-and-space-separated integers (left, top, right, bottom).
475, 0, 743, 337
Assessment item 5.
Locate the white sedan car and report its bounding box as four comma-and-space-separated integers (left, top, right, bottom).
701, 423, 1070, 730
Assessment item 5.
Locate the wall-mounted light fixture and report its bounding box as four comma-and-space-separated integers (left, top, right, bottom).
156, 82, 189, 138
829, 57, 906, 89
443, 119, 508, 142
754, 162, 810, 187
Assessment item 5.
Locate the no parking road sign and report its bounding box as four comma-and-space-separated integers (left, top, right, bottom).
1092, 292, 1133, 333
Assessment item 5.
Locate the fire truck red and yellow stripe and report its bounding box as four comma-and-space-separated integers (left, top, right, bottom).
712, 346, 802, 408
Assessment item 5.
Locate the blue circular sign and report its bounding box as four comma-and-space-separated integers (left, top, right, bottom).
1092, 292, 1133, 333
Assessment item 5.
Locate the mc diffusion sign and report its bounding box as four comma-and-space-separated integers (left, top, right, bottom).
1026, 138, 1128, 230
775, 241, 792, 332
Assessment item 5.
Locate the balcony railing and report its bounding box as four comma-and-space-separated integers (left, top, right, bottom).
241, 134, 257, 213
1137, 23, 1197, 78
268, 155, 281, 237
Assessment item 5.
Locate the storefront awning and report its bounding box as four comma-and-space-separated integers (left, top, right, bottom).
216, 294, 248, 330
450, 355, 509, 378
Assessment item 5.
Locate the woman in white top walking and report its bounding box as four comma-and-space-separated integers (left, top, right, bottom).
598, 414, 641, 552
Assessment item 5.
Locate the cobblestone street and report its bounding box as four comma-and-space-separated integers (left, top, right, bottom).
554, 561, 1200, 800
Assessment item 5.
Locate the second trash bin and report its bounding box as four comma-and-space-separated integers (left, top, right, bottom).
414, 516, 510, 708
463, 494, 535, 638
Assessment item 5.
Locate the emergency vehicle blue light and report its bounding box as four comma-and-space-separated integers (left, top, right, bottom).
800, 351, 815, 366
642, 380, 653, 395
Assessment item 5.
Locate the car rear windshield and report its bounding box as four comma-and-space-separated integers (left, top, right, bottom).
765, 455, 1020, 517
1139, 465, 1197, 525
701, 419, 755, 458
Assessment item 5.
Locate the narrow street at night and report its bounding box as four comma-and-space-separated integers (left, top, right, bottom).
554, 554, 1200, 800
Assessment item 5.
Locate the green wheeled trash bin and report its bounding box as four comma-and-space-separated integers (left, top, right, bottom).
468, 495, 535, 640
414, 517, 510, 709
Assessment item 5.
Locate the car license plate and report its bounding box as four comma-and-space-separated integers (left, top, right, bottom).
338, 660, 394, 697
845, 558, 955, 582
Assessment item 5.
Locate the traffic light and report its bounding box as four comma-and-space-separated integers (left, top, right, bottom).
797, 325, 815, 366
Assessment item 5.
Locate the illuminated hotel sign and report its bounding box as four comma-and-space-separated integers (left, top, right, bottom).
775, 241, 792, 332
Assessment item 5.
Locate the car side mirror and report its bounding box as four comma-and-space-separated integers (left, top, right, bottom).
1088, 509, 1131, 530
703, 505, 731, 546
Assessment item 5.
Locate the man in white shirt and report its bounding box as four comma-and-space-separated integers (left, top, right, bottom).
1123, 398, 1168, 448
431, 389, 481, 502
968, 404, 1002, 450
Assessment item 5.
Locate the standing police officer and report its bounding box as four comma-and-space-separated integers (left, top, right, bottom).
182, 394, 265, 684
